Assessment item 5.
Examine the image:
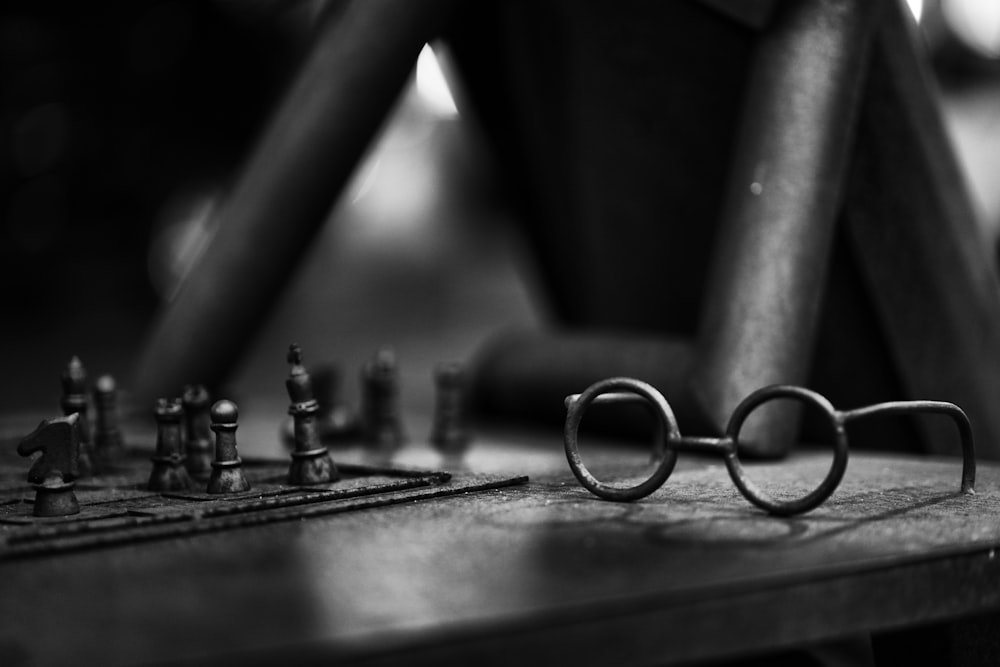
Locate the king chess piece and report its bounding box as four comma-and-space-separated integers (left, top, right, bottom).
60, 356, 95, 475
285, 344, 339, 485
17, 413, 82, 517
207, 400, 250, 494
148, 398, 193, 492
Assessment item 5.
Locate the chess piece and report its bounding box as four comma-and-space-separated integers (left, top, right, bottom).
148, 398, 193, 492
31, 471, 80, 517
60, 356, 94, 475
361, 347, 405, 450
207, 399, 250, 494
93, 374, 125, 465
430, 362, 470, 454
313, 365, 361, 440
280, 364, 360, 447
182, 385, 214, 480
285, 344, 339, 485
17, 413, 82, 484
17, 413, 83, 517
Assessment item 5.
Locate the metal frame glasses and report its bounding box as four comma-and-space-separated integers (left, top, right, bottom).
564, 377, 976, 516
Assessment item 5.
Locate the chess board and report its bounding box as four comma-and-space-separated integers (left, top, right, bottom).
0, 444, 527, 559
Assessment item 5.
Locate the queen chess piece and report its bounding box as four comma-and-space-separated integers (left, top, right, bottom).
183, 385, 214, 481
93, 374, 125, 466
60, 356, 95, 475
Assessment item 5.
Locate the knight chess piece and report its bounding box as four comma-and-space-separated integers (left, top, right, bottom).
361, 347, 405, 451
182, 385, 214, 480
93, 374, 125, 465
430, 362, 470, 454
285, 344, 339, 485
60, 356, 94, 475
207, 399, 250, 494
18, 413, 82, 484
148, 398, 193, 492
17, 413, 83, 517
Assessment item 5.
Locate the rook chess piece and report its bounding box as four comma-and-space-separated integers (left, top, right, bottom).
148, 398, 193, 491
93, 374, 125, 465
183, 385, 214, 480
430, 362, 471, 454
17, 413, 82, 517
361, 347, 405, 451
207, 399, 250, 494
285, 344, 339, 485
61, 356, 94, 475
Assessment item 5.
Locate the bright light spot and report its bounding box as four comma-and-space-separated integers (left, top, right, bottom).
416, 43, 459, 117
943, 0, 1000, 58
905, 0, 923, 23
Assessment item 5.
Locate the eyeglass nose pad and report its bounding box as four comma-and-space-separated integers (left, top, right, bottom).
564, 377, 681, 502
724, 385, 849, 516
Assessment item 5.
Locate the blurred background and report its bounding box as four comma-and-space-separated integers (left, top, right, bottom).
0, 0, 998, 436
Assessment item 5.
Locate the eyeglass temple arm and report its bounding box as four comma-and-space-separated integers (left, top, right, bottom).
840, 401, 975, 495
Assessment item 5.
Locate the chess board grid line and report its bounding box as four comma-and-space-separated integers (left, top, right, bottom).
0, 474, 529, 559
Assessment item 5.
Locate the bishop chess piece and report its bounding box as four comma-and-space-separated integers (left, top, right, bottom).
361, 347, 405, 451
280, 364, 360, 447
60, 356, 94, 475
183, 385, 214, 480
148, 398, 193, 492
430, 362, 470, 455
93, 374, 125, 465
285, 344, 339, 485
207, 400, 250, 494
17, 413, 82, 517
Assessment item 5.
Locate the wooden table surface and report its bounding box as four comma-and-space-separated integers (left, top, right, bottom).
3, 421, 1000, 667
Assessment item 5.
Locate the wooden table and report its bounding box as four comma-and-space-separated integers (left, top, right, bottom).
2, 423, 1000, 666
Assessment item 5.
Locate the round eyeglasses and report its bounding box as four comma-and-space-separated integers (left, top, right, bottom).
564, 377, 975, 516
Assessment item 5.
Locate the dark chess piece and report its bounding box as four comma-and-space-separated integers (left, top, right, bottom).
207, 399, 250, 494
361, 347, 405, 451
17, 413, 82, 484
31, 471, 80, 517
285, 344, 339, 485
313, 365, 361, 441
17, 413, 83, 517
148, 398, 193, 492
430, 362, 471, 454
93, 374, 125, 465
182, 385, 214, 481
60, 356, 95, 475
280, 364, 360, 447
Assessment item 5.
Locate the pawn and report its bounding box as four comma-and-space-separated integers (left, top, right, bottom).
182, 385, 214, 480
285, 344, 339, 485
31, 471, 80, 517
430, 362, 471, 454
207, 400, 250, 494
60, 356, 95, 475
361, 347, 405, 450
148, 398, 193, 492
93, 374, 125, 465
